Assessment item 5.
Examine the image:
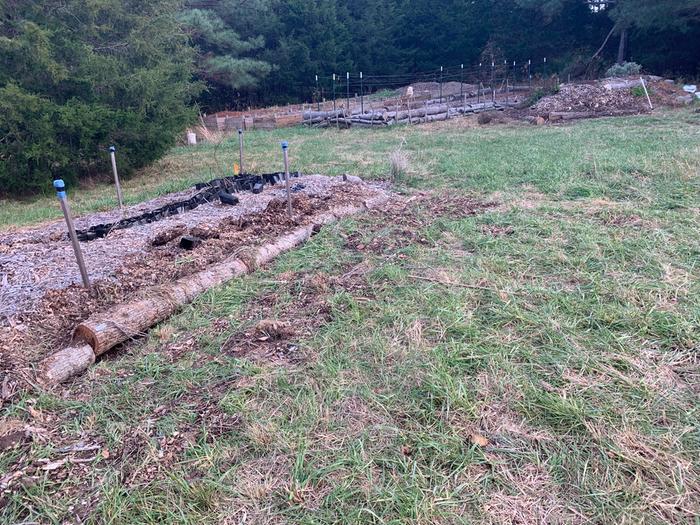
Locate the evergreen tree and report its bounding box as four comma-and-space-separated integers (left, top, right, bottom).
0, 0, 198, 194
179, 0, 272, 110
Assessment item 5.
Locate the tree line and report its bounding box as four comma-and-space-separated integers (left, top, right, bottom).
2, 0, 699, 195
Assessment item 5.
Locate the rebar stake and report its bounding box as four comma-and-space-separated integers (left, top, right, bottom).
238, 129, 244, 174
281, 141, 292, 218
54, 179, 90, 288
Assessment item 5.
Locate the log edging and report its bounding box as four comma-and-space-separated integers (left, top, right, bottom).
38, 195, 389, 384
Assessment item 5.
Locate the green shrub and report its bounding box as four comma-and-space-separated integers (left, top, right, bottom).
605, 62, 642, 78
630, 85, 652, 98
0, 0, 199, 196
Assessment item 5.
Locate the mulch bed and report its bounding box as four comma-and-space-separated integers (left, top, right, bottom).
0, 176, 390, 374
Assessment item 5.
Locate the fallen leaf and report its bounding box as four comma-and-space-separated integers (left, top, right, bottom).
470, 433, 490, 447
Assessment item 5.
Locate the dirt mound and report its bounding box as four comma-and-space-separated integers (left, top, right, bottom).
532, 82, 648, 114
532, 76, 692, 117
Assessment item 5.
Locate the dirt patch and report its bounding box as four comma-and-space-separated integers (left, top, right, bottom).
221, 266, 370, 365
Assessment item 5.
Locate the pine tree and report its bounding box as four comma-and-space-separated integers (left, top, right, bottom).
0, 0, 198, 194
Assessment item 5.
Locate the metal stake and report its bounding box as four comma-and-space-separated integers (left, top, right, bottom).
478, 63, 482, 104
460, 64, 464, 103
54, 179, 90, 288
238, 129, 244, 175
108, 146, 124, 209
315, 75, 320, 111
346, 72, 350, 115
333, 74, 338, 129
439, 66, 444, 103
281, 141, 292, 218
360, 72, 364, 114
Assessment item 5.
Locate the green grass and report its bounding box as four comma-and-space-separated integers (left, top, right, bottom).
3, 108, 700, 229
2, 109, 700, 524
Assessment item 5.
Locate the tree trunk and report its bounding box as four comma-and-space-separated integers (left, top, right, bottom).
617, 27, 628, 64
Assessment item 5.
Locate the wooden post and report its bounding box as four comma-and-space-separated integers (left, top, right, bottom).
439, 66, 444, 103
108, 146, 124, 209
54, 179, 90, 288
238, 129, 244, 175
491, 61, 495, 103
346, 72, 350, 115
528, 59, 532, 90
282, 141, 292, 218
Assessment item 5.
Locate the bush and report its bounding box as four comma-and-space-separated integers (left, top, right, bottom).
631, 85, 652, 98
606, 62, 642, 78
0, 0, 199, 196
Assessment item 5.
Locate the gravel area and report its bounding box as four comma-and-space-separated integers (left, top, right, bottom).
0, 175, 386, 324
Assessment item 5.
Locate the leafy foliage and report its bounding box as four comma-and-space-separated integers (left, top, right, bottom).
0, 0, 198, 195
606, 61, 642, 77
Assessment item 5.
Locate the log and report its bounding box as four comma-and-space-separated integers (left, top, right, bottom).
39, 197, 388, 383
39, 343, 96, 384
73, 259, 250, 356
302, 109, 345, 120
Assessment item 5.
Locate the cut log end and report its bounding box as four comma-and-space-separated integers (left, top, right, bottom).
74, 324, 99, 354
38, 344, 96, 384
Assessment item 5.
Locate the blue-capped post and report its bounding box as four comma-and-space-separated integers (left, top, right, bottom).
281, 141, 292, 218
109, 145, 124, 210
53, 179, 91, 288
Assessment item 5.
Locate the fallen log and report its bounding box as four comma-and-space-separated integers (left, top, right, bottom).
38, 343, 96, 384
39, 194, 389, 383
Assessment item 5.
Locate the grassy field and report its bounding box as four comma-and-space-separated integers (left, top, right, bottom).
2, 109, 700, 524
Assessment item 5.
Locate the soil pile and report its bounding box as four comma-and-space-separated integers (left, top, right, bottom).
532, 82, 648, 114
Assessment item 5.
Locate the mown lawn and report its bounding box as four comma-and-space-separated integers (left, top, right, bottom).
1, 109, 699, 524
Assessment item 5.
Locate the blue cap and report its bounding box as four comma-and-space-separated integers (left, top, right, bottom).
281, 141, 288, 149
109, 145, 116, 153
53, 179, 66, 199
